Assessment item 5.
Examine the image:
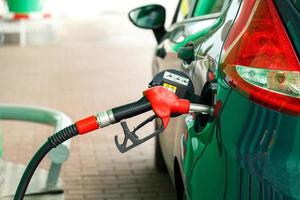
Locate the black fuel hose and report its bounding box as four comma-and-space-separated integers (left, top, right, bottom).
14, 142, 52, 200
13, 98, 151, 200
14, 125, 79, 200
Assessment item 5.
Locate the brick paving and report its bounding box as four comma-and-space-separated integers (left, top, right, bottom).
0, 16, 176, 200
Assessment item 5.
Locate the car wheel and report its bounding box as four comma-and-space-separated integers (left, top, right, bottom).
154, 136, 167, 172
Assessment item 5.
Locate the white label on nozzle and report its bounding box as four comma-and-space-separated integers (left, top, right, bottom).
163, 71, 189, 86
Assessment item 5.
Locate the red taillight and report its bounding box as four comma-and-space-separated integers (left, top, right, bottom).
221, 0, 300, 115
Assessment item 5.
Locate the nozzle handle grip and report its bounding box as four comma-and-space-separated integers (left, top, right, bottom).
112, 97, 152, 122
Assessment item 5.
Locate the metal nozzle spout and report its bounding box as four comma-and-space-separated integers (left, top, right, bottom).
189, 103, 214, 115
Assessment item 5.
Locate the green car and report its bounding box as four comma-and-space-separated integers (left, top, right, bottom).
129, 0, 300, 199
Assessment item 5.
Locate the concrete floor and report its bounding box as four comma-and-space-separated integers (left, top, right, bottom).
0, 15, 176, 200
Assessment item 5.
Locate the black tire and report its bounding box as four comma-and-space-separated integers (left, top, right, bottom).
154, 136, 168, 172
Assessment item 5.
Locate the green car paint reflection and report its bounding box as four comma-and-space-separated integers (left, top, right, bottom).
183, 118, 216, 179
169, 0, 223, 52
221, 89, 300, 199
182, 77, 232, 200
172, 15, 223, 52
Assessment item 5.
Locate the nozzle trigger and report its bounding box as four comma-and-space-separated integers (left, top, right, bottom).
114, 115, 164, 153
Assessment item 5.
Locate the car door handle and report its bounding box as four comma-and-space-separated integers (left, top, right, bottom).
177, 42, 195, 65
155, 46, 166, 59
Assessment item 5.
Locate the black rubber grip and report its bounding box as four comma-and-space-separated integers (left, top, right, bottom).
112, 96, 152, 122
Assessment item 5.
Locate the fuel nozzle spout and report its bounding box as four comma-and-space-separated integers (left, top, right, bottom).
189, 103, 214, 115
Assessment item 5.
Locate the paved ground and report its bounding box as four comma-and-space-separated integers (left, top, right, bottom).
0, 13, 176, 200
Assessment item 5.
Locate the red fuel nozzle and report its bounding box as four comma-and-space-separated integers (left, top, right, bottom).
73, 86, 212, 137
75, 86, 210, 135
74, 86, 191, 135
144, 86, 190, 128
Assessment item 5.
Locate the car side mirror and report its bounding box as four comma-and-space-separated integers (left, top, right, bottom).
129, 4, 166, 43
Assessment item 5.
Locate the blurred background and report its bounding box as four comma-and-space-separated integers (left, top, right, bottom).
0, 0, 177, 199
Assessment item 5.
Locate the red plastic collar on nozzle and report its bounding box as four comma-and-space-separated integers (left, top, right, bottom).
143, 86, 190, 128
76, 116, 99, 135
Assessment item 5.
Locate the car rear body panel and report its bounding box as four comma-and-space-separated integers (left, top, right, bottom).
184, 0, 300, 199
144, 0, 300, 199
221, 86, 300, 199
